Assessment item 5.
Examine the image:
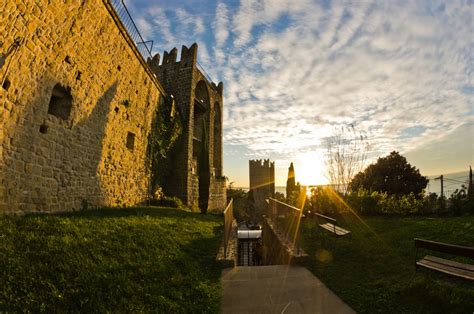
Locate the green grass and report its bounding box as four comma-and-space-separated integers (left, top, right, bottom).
301, 214, 474, 313
0, 207, 224, 312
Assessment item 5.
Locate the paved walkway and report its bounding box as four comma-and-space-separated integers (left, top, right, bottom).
221, 265, 355, 314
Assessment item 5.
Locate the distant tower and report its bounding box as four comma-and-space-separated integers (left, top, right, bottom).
149, 43, 226, 212
286, 162, 296, 199
249, 159, 275, 210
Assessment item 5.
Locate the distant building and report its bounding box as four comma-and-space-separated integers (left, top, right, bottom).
249, 159, 275, 210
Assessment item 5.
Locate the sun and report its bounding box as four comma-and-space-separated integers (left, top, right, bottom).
294, 151, 328, 186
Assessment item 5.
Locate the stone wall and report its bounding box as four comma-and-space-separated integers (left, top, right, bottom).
209, 176, 227, 212
262, 217, 308, 265
150, 45, 226, 212
0, 0, 166, 213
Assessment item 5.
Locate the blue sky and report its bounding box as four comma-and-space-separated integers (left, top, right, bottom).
125, 0, 473, 187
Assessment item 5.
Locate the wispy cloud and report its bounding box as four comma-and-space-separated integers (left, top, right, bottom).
133, 0, 473, 184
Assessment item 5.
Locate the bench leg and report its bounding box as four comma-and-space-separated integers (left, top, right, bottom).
414, 248, 418, 272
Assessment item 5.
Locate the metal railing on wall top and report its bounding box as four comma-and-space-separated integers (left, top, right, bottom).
110, 0, 153, 61
266, 198, 302, 254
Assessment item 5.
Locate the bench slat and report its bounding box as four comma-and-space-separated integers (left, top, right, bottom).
415, 238, 474, 258
424, 255, 474, 272
319, 223, 351, 236
417, 257, 474, 280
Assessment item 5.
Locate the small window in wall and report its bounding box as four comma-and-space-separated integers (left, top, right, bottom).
39, 124, 48, 134
2, 78, 11, 91
48, 83, 73, 120
126, 132, 135, 151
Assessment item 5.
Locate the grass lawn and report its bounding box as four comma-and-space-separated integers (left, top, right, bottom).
301, 214, 474, 313
0, 207, 224, 312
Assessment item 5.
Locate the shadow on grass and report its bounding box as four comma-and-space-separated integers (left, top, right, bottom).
0, 207, 225, 312
22, 206, 223, 222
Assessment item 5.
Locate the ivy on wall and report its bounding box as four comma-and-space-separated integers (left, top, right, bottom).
146, 96, 182, 196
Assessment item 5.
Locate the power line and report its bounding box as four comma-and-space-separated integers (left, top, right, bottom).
444, 178, 467, 184
448, 175, 469, 180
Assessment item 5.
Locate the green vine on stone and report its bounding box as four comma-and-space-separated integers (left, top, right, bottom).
146, 95, 182, 197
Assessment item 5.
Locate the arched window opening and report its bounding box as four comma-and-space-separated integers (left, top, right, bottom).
48, 83, 73, 120
193, 80, 211, 213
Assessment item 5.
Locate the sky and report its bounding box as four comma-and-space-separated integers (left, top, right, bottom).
125, 0, 473, 187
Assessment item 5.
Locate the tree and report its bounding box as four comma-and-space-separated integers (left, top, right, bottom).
325, 124, 369, 194
349, 151, 428, 196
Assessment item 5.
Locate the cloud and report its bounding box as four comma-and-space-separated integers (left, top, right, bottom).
148, 6, 176, 48
175, 8, 206, 35
214, 2, 230, 47
224, 0, 471, 153
132, 0, 473, 184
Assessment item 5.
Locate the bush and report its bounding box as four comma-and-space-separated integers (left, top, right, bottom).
345, 188, 471, 216
306, 186, 344, 216
148, 196, 188, 211
448, 185, 473, 215
297, 186, 471, 217
346, 190, 427, 215
226, 188, 253, 221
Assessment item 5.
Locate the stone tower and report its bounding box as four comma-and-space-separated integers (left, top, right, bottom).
148, 44, 226, 212
249, 159, 275, 210
286, 162, 296, 199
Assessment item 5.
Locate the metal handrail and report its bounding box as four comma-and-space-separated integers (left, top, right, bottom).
196, 61, 214, 83
109, 0, 217, 85
110, 0, 153, 61
223, 199, 234, 257
266, 198, 302, 254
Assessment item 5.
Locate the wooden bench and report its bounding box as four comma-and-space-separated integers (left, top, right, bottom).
414, 238, 474, 281
315, 213, 351, 236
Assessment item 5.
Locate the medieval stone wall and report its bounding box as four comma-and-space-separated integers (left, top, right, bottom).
150, 45, 226, 212
262, 217, 308, 265
148, 48, 194, 204
0, 0, 166, 213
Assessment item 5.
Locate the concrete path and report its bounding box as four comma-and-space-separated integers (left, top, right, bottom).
221, 265, 355, 314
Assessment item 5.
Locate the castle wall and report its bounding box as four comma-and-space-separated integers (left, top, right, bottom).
0, 0, 166, 213
149, 48, 194, 204
150, 45, 226, 212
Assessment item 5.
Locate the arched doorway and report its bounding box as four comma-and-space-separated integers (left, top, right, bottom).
193, 80, 210, 212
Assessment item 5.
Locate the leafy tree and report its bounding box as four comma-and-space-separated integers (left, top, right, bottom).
349, 151, 428, 197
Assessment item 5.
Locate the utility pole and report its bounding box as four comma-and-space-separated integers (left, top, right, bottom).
469, 166, 473, 201
434, 175, 444, 197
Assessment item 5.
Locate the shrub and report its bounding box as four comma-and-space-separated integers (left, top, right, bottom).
448, 185, 473, 215
345, 188, 469, 216
149, 196, 188, 211
306, 186, 340, 216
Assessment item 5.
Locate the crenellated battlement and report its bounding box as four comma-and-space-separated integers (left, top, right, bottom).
249, 159, 275, 211
249, 159, 275, 169
154, 43, 198, 68
150, 43, 223, 95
